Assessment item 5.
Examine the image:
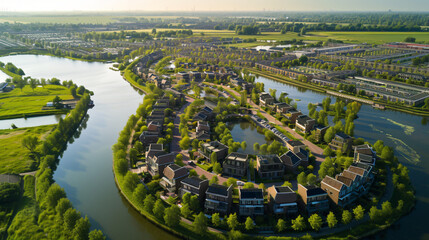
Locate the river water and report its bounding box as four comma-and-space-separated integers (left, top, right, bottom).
0, 54, 428, 239
0, 55, 178, 240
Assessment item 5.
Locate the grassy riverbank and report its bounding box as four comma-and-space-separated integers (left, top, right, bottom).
0, 85, 73, 120
0, 125, 54, 174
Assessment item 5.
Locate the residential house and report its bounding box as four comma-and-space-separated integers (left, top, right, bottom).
259, 92, 274, 106
295, 115, 316, 133
297, 184, 329, 214
147, 121, 162, 134
314, 125, 329, 142
256, 155, 284, 180
180, 177, 209, 205
222, 153, 249, 178
196, 121, 210, 134
176, 72, 190, 82
280, 148, 309, 173
196, 131, 211, 141
284, 109, 303, 124
145, 144, 164, 158
139, 131, 159, 147
353, 144, 376, 165
321, 175, 356, 207
199, 141, 229, 163
238, 188, 264, 217
274, 102, 293, 113
204, 184, 233, 216
329, 132, 353, 154
146, 152, 176, 177
286, 140, 306, 153
267, 186, 298, 215
160, 164, 189, 193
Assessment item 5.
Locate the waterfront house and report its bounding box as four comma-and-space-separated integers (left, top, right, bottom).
321, 175, 356, 207
199, 141, 229, 163
274, 102, 293, 113
314, 125, 329, 142
160, 164, 189, 193
145, 143, 165, 158
283, 109, 303, 124
259, 92, 274, 106
297, 184, 329, 214
238, 188, 264, 217
295, 115, 316, 133
196, 131, 211, 141
329, 132, 353, 154
204, 184, 233, 216
139, 131, 159, 147
279, 148, 309, 173
179, 177, 209, 205
256, 155, 284, 180
267, 186, 298, 215
353, 144, 376, 165
222, 152, 249, 178
147, 152, 176, 177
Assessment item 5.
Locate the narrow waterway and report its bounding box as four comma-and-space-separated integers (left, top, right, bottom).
0, 54, 428, 239
0, 55, 179, 240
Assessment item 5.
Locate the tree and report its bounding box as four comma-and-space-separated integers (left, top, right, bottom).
179, 136, 190, 150
245, 217, 255, 231
189, 195, 200, 212
182, 192, 191, 205
22, 135, 39, 153
55, 198, 72, 218
132, 184, 147, 207
253, 142, 260, 152
89, 230, 105, 240
292, 215, 306, 231
164, 205, 181, 227
381, 146, 394, 161
381, 201, 393, 219
0, 183, 20, 203
276, 219, 287, 232
241, 141, 247, 150
404, 36, 416, 43
212, 213, 221, 227
16, 78, 25, 91
342, 210, 352, 224
327, 212, 338, 228
153, 199, 165, 220
373, 140, 384, 154
213, 162, 222, 174
193, 212, 208, 235
29, 78, 37, 91
297, 172, 307, 185
306, 173, 317, 186
63, 209, 81, 233
189, 169, 198, 177
324, 127, 336, 143
210, 175, 219, 185
144, 195, 155, 214
210, 152, 218, 163
243, 182, 255, 189
369, 206, 382, 223
308, 214, 322, 231
227, 213, 239, 230
353, 205, 365, 221
72, 216, 90, 240
123, 172, 140, 193
181, 203, 192, 218
45, 184, 67, 209
227, 178, 237, 188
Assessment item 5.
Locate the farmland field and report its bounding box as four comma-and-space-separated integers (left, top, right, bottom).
0, 124, 54, 174
0, 85, 73, 119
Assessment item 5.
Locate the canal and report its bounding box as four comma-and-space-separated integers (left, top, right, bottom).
0, 54, 428, 239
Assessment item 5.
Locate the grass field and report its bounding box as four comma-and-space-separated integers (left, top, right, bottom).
0, 125, 54, 174
108, 28, 429, 46
0, 85, 73, 119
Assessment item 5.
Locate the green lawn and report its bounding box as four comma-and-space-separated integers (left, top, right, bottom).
0, 85, 74, 119
0, 125, 54, 174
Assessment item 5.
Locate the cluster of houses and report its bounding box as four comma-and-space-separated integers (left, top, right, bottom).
175, 64, 238, 83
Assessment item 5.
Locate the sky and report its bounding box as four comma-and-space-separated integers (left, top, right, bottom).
0, 0, 428, 12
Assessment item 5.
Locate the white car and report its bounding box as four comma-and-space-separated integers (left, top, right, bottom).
236, 181, 245, 186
